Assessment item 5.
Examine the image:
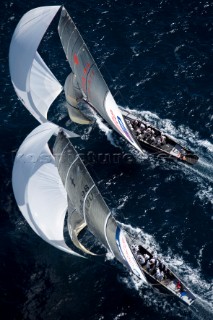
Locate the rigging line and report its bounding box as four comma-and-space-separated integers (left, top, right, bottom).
117, 224, 136, 238
65, 156, 79, 189
59, 14, 70, 42
119, 226, 148, 246
99, 63, 130, 104
66, 27, 75, 58
83, 184, 95, 223
104, 212, 114, 255
58, 142, 70, 168
67, 207, 77, 239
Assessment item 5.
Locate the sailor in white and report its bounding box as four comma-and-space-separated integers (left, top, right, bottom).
150, 136, 156, 144
131, 244, 138, 253
155, 259, 160, 268
137, 253, 145, 265
149, 258, 155, 264
136, 128, 141, 135
156, 137, 161, 147
161, 135, 166, 145
142, 129, 149, 140
140, 123, 146, 131
149, 258, 156, 273
144, 253, 150, 261
138, 134, 143, 141
133, 120, 138, 129
144, 259, 151, 271
155, 268, 164, 281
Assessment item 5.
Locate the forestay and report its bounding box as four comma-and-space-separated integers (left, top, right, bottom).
9, 6, 62, 123
58, 7, 141, 152
12, 122, 83, 256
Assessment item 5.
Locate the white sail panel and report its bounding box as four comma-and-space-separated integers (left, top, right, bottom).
9, 6, 62, 123
104, 92, 141, 152
12, 122, 83, 256
116, 228, 147, 283
30, 52, 62, 119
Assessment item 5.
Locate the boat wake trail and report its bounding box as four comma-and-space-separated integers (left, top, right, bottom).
119, 223, 213, 319
190, 297, 213, 320
182, 159, 213, 184
92, 111, 118, 147
124, 107, 213, 181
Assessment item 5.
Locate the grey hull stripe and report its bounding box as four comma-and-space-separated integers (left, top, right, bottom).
83, 184, 95, 223
65, 156, 79, 189
104, 212, 114, 254
58, 142, 70, 167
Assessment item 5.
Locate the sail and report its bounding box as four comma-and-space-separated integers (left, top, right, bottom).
9, 6, 62, 123
66, 103, 93, 125
12, 122, 83, 257
53, 131, 127, 264
67, 198, 97, 255
53, 131, 147, 282
58, 7, 141, 152
116, 228, 147, 282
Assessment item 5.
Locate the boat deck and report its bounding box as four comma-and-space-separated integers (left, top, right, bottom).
160, 143, 174, 153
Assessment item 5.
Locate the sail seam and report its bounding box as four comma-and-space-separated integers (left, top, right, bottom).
86, 63, 95, 96
104, 212, 114, 254
65, 156, 79, 189
71, 35, 81, 70
67, 29, 75, 58
58, 142, 70, 167
83, 184, 95, 223
59, 11, 70, 40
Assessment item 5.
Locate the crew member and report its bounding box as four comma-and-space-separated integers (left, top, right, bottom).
142, 253, 150, 262
155, 268, 164, 281
149, 136, 156, 144
156, 137, 161, 147
149, 258, 156, 274
161, 135, 166, 145
137, 253, 146, 265
140, 123, 146, 131
144, 259, 151, 271
138, 133, 143, 141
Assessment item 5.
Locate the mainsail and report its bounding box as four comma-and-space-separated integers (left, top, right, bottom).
9, 6, 62, 123
53, 131, 147, 282
58, 7, 141, 152
53, 131, 124, 262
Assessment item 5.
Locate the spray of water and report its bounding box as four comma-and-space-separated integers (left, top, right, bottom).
118, 223, 213, 318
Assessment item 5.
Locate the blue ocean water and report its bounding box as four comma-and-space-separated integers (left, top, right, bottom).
0, 0, 213, 319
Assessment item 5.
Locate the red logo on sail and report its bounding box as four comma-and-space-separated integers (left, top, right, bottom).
73, 53, 79, 65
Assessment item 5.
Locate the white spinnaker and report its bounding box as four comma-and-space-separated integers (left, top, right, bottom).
12, 122, 83, 257
9, 6, 62, 123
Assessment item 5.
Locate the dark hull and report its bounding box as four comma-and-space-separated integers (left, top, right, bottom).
141, 265, 195, 306
121, 109, 199, 165
126, 236, 196, 306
